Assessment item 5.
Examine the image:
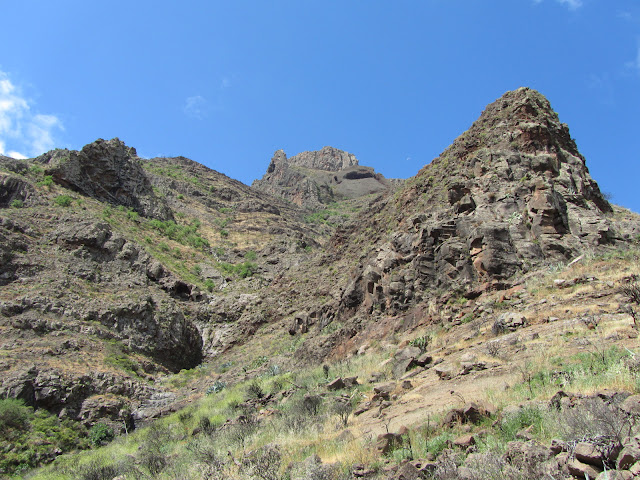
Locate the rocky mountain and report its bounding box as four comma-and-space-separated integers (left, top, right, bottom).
1, 88, 640, 478
253, 146, 398, 209
265, 87, 637, 363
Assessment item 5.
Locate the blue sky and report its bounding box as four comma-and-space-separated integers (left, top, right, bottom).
1, 1, 639, 212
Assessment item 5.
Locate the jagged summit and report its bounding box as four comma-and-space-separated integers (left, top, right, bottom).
268, 146, 359, 173
253, 146, 394, 209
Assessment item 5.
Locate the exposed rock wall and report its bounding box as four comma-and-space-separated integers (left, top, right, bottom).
253, 146, 394, 209
39, 138, 172, 220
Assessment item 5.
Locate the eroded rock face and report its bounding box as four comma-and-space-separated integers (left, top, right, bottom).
330, 88, 618, 318
39, 138, 172, 220
253, 146, 394, 208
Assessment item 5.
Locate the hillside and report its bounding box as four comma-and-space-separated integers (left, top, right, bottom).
0, 88, 639, 479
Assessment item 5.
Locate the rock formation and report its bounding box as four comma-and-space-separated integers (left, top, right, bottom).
253, 146, 396, 208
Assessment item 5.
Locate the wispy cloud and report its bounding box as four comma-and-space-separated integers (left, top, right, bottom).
183, 95, 208, 119
625, 40, 640, 76
0, 70, 63, 158
533, 0, 583, 10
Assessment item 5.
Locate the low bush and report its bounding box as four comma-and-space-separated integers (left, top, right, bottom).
89, 423, 114, 447
54, 195, 73, 207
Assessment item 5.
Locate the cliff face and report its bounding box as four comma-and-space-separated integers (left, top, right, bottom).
253, 146, 395, 209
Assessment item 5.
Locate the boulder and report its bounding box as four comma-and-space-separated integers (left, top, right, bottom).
376, 432, 404, 455
617, 446, 640, 470
574, 442, 605, 467
567, 458, 603, 479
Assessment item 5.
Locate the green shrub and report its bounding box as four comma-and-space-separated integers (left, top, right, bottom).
54, 195, 73, 207
0, 399, 89, 474
218, 261, 257, 279
0, 398, 29, 434
204, 279, 215, 292
126, 209, 139, 221
37, 175, 53, 187
89, 422, 114, 447
10, 199, 23, 208
245, 250, 257, 261
28, 165, 44, 175
147, 218, 209, 248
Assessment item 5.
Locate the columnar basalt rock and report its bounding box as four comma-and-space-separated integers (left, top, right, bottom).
329, 88, 619, 319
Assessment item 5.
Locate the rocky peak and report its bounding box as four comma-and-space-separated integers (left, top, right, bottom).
287, 146, 359, 171
253, 146, 392, 209
39, 138, 172, 220
297, 88, 623, 340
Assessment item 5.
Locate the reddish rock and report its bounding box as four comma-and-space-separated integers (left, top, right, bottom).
453, 434, 476, 448
619, 395, 640, 416
617, 446, 640, 470
394, 461, 422, 480
376, 432, 403, 455
327, 377, 345, 390
567, 458, 603, 479
574, 442, 605, 467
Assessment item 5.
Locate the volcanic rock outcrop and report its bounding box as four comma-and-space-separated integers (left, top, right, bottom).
39, 138, 173, 220
289, 88, 630, 361
253, 146, 395, 208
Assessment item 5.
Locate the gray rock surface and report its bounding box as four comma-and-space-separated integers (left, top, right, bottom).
253, 146, 396, 208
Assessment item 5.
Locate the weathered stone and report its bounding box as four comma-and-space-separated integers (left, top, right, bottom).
435, 364, 454, 380
550, 439, 569, 455
393, 357, 417, 379
416, 353, 433, 367
327, 378, 345, 391
619, 395, 640, 417
567, 458, 603, 479
43, 138, 172, 220
253, 147, 394, 209
394, 461, 422, 480
453, 434, 476, 448
373, 382, 396, 395
595, 471, 633, 480
376, 432, 403, 455
617, 446, 640, 470
574, 442, 605, 467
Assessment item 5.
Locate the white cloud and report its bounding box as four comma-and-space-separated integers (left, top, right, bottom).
183, 95, 208, 119
0, 70, 63, 158
533, 0, 583, 10
557, 0, 583, 9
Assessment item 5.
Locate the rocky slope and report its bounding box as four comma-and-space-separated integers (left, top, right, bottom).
1, 87, 639, 478
0, 139, 329, 430
253, 146, 398, 209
